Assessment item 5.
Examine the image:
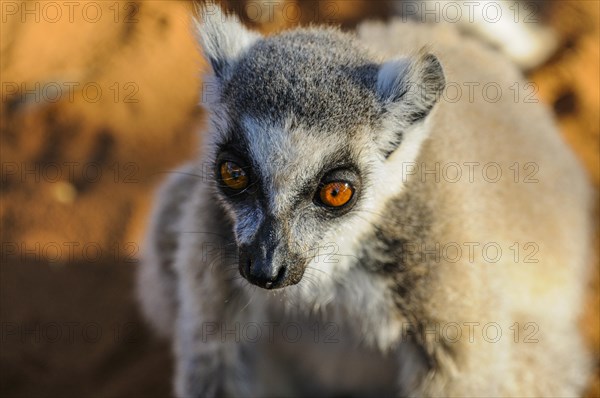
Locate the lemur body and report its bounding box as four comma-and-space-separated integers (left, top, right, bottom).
138, 7, 593, 397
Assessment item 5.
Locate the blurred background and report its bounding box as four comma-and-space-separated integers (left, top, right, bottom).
0, 1, 598, 396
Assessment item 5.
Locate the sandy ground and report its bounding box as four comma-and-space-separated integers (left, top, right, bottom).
1, 259, 173, 397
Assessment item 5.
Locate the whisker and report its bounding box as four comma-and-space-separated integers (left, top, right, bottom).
149, 170, 208, 181
238, 285, 258, 313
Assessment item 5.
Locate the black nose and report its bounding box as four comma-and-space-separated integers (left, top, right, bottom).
239, 250, 286, 289
249, 260, 286, 289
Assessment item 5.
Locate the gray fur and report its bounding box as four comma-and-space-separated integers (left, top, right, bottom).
137, 5, 593, 398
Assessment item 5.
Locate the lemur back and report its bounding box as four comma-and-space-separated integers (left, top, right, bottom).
137, 7, 593, 397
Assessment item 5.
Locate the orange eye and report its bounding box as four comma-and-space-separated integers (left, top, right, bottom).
220, 161, 248, 190
319, 182, 354, 208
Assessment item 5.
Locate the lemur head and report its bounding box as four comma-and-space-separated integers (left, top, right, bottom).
196, 5, 445, 291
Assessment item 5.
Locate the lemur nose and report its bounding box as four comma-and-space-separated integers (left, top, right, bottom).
246, 259, 286, 289
237, 219, 287, 289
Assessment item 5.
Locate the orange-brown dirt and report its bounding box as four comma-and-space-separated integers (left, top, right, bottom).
1, 1, 598, 397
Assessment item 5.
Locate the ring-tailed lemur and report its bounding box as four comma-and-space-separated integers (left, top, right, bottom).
137, 5, 593, 397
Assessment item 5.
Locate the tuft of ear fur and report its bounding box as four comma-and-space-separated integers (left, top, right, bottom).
194, 2, 261, 80
376, 50, 445, 156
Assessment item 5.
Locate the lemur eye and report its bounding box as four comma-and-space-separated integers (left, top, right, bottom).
220, 161, 248, 190
319, 182, 354, 208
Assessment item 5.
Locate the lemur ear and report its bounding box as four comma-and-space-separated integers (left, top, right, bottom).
194, 3, 261, 80
375, 51, 445, 157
